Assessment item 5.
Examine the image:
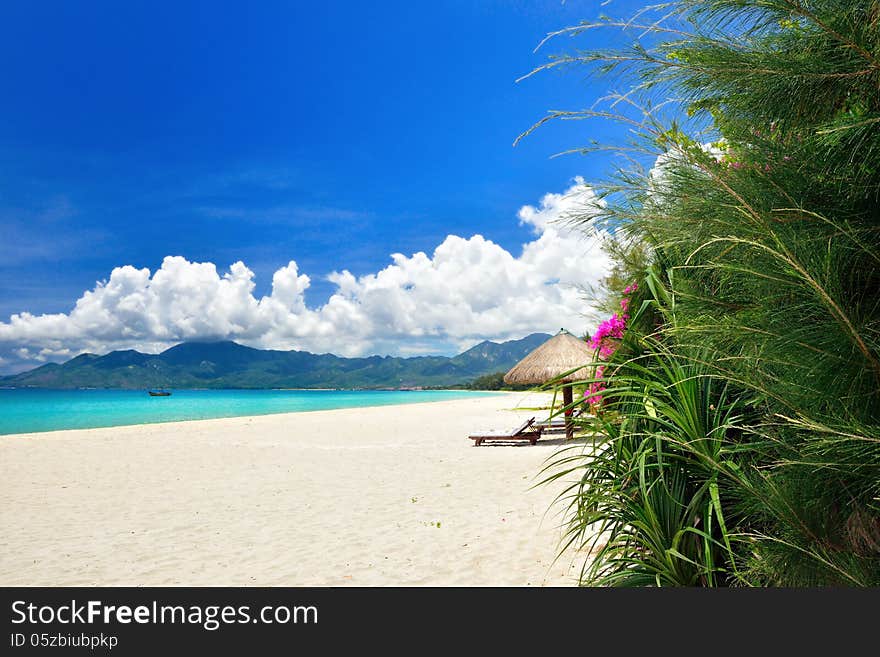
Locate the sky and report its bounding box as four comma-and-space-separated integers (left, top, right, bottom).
0, 0, 652, 374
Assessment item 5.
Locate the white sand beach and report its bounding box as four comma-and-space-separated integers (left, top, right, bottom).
0, 392, 588, 586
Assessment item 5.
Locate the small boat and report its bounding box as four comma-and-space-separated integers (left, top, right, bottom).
148, 390, 172, 397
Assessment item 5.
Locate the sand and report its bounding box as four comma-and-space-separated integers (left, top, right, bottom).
0, 392, 590, 586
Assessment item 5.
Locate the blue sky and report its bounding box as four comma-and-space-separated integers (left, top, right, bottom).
0, 0, 652, 373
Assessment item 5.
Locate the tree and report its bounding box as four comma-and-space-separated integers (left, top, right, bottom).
531, 0, 880, 586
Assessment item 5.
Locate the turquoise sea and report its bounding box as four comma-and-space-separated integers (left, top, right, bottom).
0, 388, 498, 435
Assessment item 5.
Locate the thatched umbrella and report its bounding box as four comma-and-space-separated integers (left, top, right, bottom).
503, 329, 594, 439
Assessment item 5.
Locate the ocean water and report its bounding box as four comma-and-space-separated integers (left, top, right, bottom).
0, 388, 499, 435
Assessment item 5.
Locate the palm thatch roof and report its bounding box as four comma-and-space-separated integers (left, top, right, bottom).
503, 329, 595, 385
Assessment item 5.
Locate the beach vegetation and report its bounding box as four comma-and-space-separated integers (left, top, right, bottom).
530, 0, 880, 586
462, 371, 534, 391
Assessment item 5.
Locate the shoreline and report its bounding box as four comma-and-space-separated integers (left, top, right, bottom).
0, 389, 514, 438
0, 393, 585, 586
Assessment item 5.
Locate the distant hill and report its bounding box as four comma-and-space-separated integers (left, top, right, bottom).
0, 333, 552, 389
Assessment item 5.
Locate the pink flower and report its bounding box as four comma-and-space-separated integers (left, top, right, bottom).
590, 311, 629, 359
584, 383, 605, 405
585, 365, 607, 405
591, 282, 638, 356
586, 282, 639, 405
590, 314, 626, 350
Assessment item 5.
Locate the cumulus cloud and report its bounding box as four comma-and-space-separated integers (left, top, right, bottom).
0, 179, 612, 372
648, 141, 728, 199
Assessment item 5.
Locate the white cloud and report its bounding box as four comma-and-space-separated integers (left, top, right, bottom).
0, 180, 612, 372
648, 141, 728, 200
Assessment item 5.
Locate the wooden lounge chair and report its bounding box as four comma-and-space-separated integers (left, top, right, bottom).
535, 407, 589, 433
468, 417, 543, 446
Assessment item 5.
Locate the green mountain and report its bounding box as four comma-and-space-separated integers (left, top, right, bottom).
0, 334, 552, 389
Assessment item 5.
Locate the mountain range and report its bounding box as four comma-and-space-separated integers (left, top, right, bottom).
0, 333, 552, 389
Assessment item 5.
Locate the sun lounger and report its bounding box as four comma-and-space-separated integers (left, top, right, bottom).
468, 417, 543, 446
535, 408, 590, 433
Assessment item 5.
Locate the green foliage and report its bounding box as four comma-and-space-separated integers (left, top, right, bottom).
542, 337, 746, 586
529, 0, 880, 586
584, 235, 654, 316
465, 371, 532, 391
